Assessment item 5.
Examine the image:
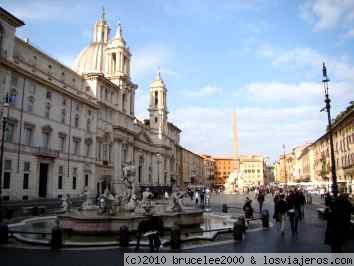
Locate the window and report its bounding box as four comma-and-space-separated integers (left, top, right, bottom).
28, 81, 36, 94
11, 75, 18, 87
23, 173, 29, 189
61, 109, 66, 123
58, 175, 63, 190
154, 91, 158, 106
4, 159, 11, 171
23, 196, 28, 200
85, 174, 89, 187
24, 161, 30, 172
76, 103, 80, 111
3, 172, 10, 189
9, 88, 17, 106
26, 96, 34, 112
122, 93, 126, 112
86, 142, 91, 157
45, 103, 51, 118
103, 143, 108, 161
5, 123, 15, 143
24, 126, 33, 146
155, 117, 158, 123
105, 88, 108, 100
46, 91, 52, 100
62, 98, 66, 106
72, 176, 77, 190
59, 135, 66, 152
74, 114, 79, 128
86, 118, 91, 132
40, 132, 49, 149
73, 137, 81, 155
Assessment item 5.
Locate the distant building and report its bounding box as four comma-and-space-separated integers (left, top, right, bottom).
213, 155, 239, 188
201, 155, 215, 188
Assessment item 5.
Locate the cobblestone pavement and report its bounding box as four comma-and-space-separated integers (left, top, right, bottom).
0, 193, 353, 266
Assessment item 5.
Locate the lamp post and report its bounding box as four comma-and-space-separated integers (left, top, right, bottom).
282, 144, 287, 185
321, 63, 338, 196
0, 101, 9, 223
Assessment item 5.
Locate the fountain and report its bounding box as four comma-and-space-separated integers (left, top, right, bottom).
224, 170, 248, 194
58, 164, 203, 234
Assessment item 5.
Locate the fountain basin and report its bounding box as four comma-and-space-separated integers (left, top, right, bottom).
58, 209, 203, 233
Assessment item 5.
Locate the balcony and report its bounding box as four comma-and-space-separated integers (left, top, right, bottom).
35, 147, 59, 158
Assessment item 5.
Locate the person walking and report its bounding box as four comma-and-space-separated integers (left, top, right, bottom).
243, 197, 254, 218
324, 194, 353, 252
274, 193, 287, 235
257, 192, 265, 213
286, 190, 301, 235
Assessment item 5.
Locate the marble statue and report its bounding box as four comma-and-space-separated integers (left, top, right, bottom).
63, 194, 73, 213
167, 190, 186, 212
140, 188, 154, 215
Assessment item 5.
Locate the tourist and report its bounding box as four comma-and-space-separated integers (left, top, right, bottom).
274, 193, 287, 235
324, 194, 353, 253
164, 191, 169, 200
257, 191, 265, 213
286, 190, 301, 235
243, 197, 254, 218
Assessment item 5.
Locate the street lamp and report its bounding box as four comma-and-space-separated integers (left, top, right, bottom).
282, 144, 287, 185
0, 100, 9, 223
321, 62, 338, 196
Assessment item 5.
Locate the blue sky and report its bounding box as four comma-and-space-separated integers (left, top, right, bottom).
2, 0, 353, 161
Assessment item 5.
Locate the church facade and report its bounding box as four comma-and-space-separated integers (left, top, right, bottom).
0, 8, 181, 201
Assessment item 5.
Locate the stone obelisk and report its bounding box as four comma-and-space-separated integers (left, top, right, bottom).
232, 111, 239, 159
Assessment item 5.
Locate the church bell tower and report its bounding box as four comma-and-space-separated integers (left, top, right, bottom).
148, 70, 168, 137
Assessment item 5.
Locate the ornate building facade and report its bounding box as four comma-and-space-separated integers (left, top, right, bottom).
0, 8, 181, 201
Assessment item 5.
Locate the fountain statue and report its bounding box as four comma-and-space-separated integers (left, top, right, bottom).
167, 190, 186, 212
58, 162, 203, 233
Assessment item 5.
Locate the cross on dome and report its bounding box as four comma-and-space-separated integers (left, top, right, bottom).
115, 20, 123, 39
101, 7, 106, 21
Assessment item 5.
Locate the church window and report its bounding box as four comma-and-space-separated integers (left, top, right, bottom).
112, 53, 116, 72
122, 93, 126, 112
154, 91, 158, 106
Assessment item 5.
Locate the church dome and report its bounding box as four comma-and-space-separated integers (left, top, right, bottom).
73, 42, 107, 75
72, 11, 110, 75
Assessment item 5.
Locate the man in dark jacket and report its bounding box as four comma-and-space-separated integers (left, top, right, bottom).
324, 194, 353, 252
274, 193, 287, 235
257, 192, 265, 213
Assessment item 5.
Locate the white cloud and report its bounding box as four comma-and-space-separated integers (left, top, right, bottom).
240, 81, 353, 104
169, 105, 326, 161
299, 0, 354, 31
181, 85, 222, 97
258, 45, 354, 82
